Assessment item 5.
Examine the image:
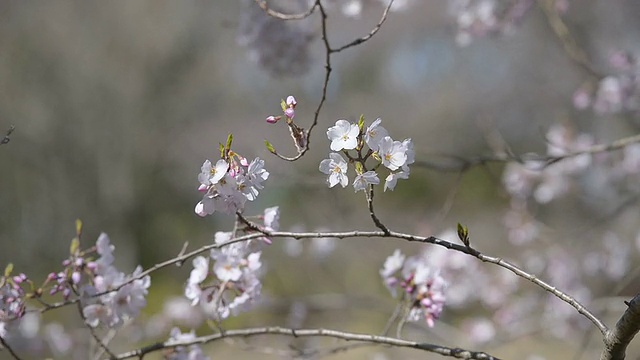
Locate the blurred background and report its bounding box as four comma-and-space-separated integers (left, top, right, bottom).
1, 0, 640, 359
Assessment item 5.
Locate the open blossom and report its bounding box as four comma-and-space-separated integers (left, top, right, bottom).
327, 119, 359, 151
378, 136, 407, 171
384, 170, 409, 191
353, 171, 380, 192
198, 159, 229, 187
319, 153, 349, 188
365, 118, 388, 151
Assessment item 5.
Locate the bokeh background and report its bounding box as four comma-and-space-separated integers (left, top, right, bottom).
1, 1, 640, 359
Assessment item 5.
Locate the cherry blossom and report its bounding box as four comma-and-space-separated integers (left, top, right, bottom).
327, 119, 359, 151
364, 118, 388, 151
378, 136, 407, 171
353, 171, 380, 192
319, 153, 349, 188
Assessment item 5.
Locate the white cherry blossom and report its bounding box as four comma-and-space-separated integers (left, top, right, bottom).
327, 119, 359, 151
365, 118, 388, 151
319, 153, 349, 188
353, 171, 380, 192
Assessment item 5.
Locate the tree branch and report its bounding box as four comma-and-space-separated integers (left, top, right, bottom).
113, 326, 501, 360
600, 293, 640, 360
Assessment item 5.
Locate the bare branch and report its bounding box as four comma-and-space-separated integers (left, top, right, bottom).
254, 0, 317, 20
538, 0, 600, 78
414, 132, 640, 173
113, 326, 501, 360
600, 293, 640, 360
367, 185, 390, 235
331, 0, 395, 53
0, 335, 22, 360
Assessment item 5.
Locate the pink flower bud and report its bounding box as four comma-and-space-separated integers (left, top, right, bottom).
71, 271, 81, 284
86, 262, 97, 272
286, 95, 297, 107
198, 184, 208, 192
284, 108, 295, 119
266, 115, 281, 124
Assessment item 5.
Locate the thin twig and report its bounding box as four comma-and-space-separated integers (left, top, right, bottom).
112, 326, 501, 360
1, 125, 15, 146
76, 302, 117, 359
0, 335, 22, 360
254, 0, 317, 20
331, 0, 395, 53
367, 185, 390, 235
414, 132, 640, 173
537, 0, 600, 78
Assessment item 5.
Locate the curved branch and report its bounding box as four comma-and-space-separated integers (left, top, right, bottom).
113, 326, 501, 360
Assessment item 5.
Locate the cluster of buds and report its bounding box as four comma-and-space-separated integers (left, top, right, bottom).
380, 250, 447, 327
195, 135, 269, 216
265, 96, 308, 152
266, 95, 297, 124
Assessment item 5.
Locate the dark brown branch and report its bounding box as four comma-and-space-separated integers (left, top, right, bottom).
600, 293, 640, 360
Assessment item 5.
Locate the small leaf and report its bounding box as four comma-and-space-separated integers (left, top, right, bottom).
280, 99, 287, 112
354, 162, 364, 174
218, 143, 225, 158
70, 237, 80, 255
225, 133, 233, 151
75, 219, 83, 238
4, 263, 13, 277
457, 223, 470, 247
264, 140, 276, 154
358, 114, 365, 131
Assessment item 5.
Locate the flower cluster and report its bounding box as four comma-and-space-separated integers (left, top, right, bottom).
79, 233, 151, 328
195, 138, 269, 217
574, 50, 640, 115
185, 226, 270, 320
0, 268, 28, 337
320, 117, 414, 192
380, 249, 447, 327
